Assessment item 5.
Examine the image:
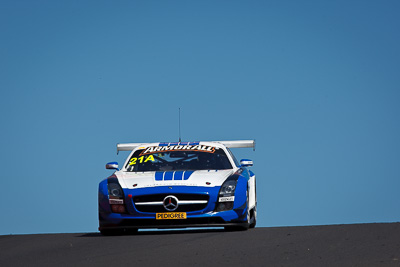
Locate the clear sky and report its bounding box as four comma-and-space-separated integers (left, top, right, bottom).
1, 0, 399, 235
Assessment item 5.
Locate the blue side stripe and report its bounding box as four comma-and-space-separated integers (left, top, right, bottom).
174, 171, 184, 180
155, 172, 164, 181
159, 142, 168, 146
164, 171, 173, 180
155, 171, 196, 181
169, 142, 179, 146
183, 171, 194, 180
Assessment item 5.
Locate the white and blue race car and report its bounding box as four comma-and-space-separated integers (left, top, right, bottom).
98, 140, 256, 235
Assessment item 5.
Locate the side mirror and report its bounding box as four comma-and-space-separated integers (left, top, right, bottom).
240, 159, 253, 167
106, 162, 119, 170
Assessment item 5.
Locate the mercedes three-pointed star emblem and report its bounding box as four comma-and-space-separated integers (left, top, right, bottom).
163, 195, 179, 211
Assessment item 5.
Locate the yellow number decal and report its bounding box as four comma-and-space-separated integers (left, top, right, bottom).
145, 155, 155, 162
129, 158, 137, 165
138, 156, 144, 163
129, 155, 154, 165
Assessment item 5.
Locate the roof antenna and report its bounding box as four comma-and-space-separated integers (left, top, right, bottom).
178, 108, 182, 142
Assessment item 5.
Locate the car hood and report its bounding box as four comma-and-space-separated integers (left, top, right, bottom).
115, 169, 235, 189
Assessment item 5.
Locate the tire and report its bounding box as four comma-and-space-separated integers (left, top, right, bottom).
249, 206, 257, 229
124, 228, 139, 235
224, 189, 250, 232
100, 229, 124, 236
249, 178, 257, 229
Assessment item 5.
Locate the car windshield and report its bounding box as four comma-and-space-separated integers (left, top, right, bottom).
125, 148, 232, 172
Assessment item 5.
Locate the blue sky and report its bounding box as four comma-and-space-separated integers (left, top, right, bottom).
1, 0, 399, 235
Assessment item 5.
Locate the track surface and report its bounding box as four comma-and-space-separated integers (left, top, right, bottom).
1, 223, 399, 267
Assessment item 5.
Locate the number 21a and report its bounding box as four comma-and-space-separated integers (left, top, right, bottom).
129, 155, 154, 165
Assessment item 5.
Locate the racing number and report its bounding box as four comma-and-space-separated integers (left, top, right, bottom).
129, 155, 155, 165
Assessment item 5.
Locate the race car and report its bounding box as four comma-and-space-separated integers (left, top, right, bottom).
98, 140, 256, 235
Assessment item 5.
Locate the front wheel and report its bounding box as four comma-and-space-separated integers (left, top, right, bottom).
100, 229, 124, 236
249, 206, 257, 228
224, 190, 250, 232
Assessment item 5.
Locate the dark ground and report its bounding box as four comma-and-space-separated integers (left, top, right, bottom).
1, 223, 399, 267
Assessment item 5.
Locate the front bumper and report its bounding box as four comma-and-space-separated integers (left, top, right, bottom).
98, 184, 248, 230
98, 214, 248, 230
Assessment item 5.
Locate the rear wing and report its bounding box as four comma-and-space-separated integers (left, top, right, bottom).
116, 140, 255, 154
213, 140, 255, 150
117, 143, 148, 154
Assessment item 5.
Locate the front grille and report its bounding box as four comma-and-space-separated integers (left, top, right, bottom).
133, 193, 209, 213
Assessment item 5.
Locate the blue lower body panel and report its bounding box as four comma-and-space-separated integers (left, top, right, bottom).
98, 185, 248, 230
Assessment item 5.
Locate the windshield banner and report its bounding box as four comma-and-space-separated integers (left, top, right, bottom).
141, 145, 216, 155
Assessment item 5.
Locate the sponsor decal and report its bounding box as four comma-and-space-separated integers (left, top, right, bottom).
109, 199, 124, 204
156, 212, 187, 219
141, 145, 216, 155
219, 196, 235, 202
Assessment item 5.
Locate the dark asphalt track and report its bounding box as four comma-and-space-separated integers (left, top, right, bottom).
1, 223, 399, 267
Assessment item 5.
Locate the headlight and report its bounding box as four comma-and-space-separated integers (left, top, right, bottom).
215, 178, 238, 212
219, 180, 237, 196
108, 183, 123, 198
107, 178, 127, 213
